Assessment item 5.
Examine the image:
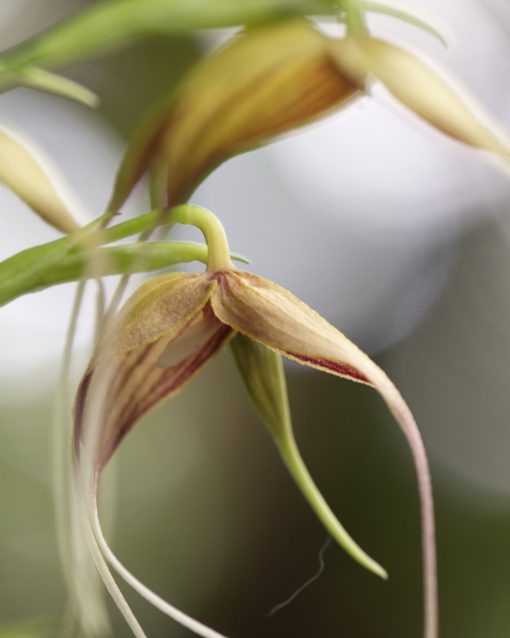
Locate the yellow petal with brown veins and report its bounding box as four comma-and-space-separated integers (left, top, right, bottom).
74, 273, 230, 470
109, 20, 359, 212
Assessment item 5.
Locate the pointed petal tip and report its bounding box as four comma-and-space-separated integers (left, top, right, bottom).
329, 35, 510, 161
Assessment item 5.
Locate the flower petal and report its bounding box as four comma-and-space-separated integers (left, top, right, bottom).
211, 271, 374, 383
331, 36, 510, 158
0, 125, 86, 232
108, 20, 359, 211
74, 274, 231, 470
212, 270, 437, 638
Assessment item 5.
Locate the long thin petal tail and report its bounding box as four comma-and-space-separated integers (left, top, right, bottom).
73, 273, 234, 637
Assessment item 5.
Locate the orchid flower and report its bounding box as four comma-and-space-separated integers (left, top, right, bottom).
108, 16, 509, 215
74, 205, 437, 638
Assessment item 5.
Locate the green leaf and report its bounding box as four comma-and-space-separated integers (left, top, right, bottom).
0, 0, 334, 71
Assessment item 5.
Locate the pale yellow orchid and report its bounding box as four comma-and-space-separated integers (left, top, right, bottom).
74, 205, 436, 638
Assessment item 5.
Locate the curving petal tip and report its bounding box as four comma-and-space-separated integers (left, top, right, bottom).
0, 125, 86, 233
330, 35, 510, 159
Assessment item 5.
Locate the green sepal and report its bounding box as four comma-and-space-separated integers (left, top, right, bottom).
230, 333, 388, 579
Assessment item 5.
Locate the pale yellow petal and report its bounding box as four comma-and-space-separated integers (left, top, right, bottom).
331, 36, 510, 158
211, 270, 376, 383
0, 125, 85, 232
99, 273, 214, 356
108, 20, 359, 211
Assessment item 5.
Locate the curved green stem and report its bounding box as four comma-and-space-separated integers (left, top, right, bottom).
0, 65, 99, 106
0, 206, 244, 306
360, 1, 448, 46
343, 0, 367, 33
169, 205, 233, 272
0, 241, 247, 306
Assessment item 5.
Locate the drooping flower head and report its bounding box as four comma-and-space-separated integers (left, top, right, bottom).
75, 205, 437, 638
69, 7, 510, 637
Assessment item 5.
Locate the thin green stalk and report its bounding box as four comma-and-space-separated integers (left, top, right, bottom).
343, 0, 367, 33
170, 206, 233, 272
0, 207, 247, 306
360, 1, 448, 46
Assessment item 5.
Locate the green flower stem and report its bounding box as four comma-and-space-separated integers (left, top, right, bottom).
0, 66, 99, 106
0, 236, 73, 307
169, 205, 233, 272
360, 2, 447, 46
39, 242, 211, 288
0, 0, 335, 71
0, 242, 206, 306
343, 0, 367, 33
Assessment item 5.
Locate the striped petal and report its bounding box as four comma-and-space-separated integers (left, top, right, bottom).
74, 273, 231, 470
211, 270, 376, 384
108, 20, 359, 211
331, 36, 510, 158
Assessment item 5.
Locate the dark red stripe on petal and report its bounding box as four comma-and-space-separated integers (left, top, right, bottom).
100, 323, 232, 468
290, 353, 370, 384
73, 370, 93, 457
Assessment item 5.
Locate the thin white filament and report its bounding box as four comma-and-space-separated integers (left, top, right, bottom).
76, 341, 150, 638
89, 489, 230, 638
382, 388, 438, 638
55, 279, 111, 637
78, 481, 147, 638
